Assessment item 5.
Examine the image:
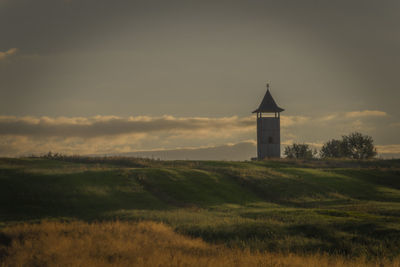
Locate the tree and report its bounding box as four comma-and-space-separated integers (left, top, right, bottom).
342, 132, 377, 159
284, 143, 316, 159
320, 139, 346, 158
320, 132, 377, 159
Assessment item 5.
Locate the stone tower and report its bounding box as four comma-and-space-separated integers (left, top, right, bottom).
252, 84, 284, 159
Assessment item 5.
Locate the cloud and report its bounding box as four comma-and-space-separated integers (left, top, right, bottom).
0, 48, 18, 60
318, 110, 387, 122
0, 112, 397, 158
344, 110, 387, 118
319, 114, 338, 122
376, 144, 400, 154
0, 114, 311, 139
0, 114, 308, 156
307, 110, 388, 135
281, 115, 310, 127
0, 115, 254, 138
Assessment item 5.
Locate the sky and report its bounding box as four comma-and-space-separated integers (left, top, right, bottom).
0, 0, 399, 158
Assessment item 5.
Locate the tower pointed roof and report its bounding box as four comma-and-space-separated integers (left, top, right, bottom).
252, 84, 284, 113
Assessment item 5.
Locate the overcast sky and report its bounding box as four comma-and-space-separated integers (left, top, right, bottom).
0, 0, 399, 158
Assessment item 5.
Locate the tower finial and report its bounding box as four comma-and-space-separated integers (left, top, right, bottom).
266, 82, 270, 91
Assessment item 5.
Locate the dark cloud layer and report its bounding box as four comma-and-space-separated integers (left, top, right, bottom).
1, 0, 399, 118
0, 116, 254, 138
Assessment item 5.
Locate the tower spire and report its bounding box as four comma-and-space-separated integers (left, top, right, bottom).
252, 83, 284, 113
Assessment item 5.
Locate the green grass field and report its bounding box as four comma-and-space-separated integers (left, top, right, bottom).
1, 157, 400, 259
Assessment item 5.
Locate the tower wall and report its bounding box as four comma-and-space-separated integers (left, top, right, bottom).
257, 117, 280, 159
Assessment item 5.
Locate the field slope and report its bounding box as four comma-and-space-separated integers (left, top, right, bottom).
0, 157, 400, 260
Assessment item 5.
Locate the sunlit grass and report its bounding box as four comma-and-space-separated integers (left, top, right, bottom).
1, 220, 398, 267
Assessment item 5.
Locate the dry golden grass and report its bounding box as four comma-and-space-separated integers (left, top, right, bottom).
0, 221, 399, 267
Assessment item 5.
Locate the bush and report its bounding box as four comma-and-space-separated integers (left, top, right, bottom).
342, 132, 377, 159
284, 143, 317, 159
320, 132, 377, 159
320, 139, 347, 158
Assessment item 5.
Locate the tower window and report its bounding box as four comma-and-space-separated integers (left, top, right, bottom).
268, 136, 273, 144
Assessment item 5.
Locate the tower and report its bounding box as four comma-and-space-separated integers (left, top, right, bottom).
252, 83, 284, 159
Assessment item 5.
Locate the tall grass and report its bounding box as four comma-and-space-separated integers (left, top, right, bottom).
1, 157, 400, 261
1, 220, 398, 267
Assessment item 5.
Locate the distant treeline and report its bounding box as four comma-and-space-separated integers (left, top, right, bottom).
29, 152, 157, 168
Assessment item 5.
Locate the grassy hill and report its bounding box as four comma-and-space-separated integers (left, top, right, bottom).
1, 157, 400, 259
